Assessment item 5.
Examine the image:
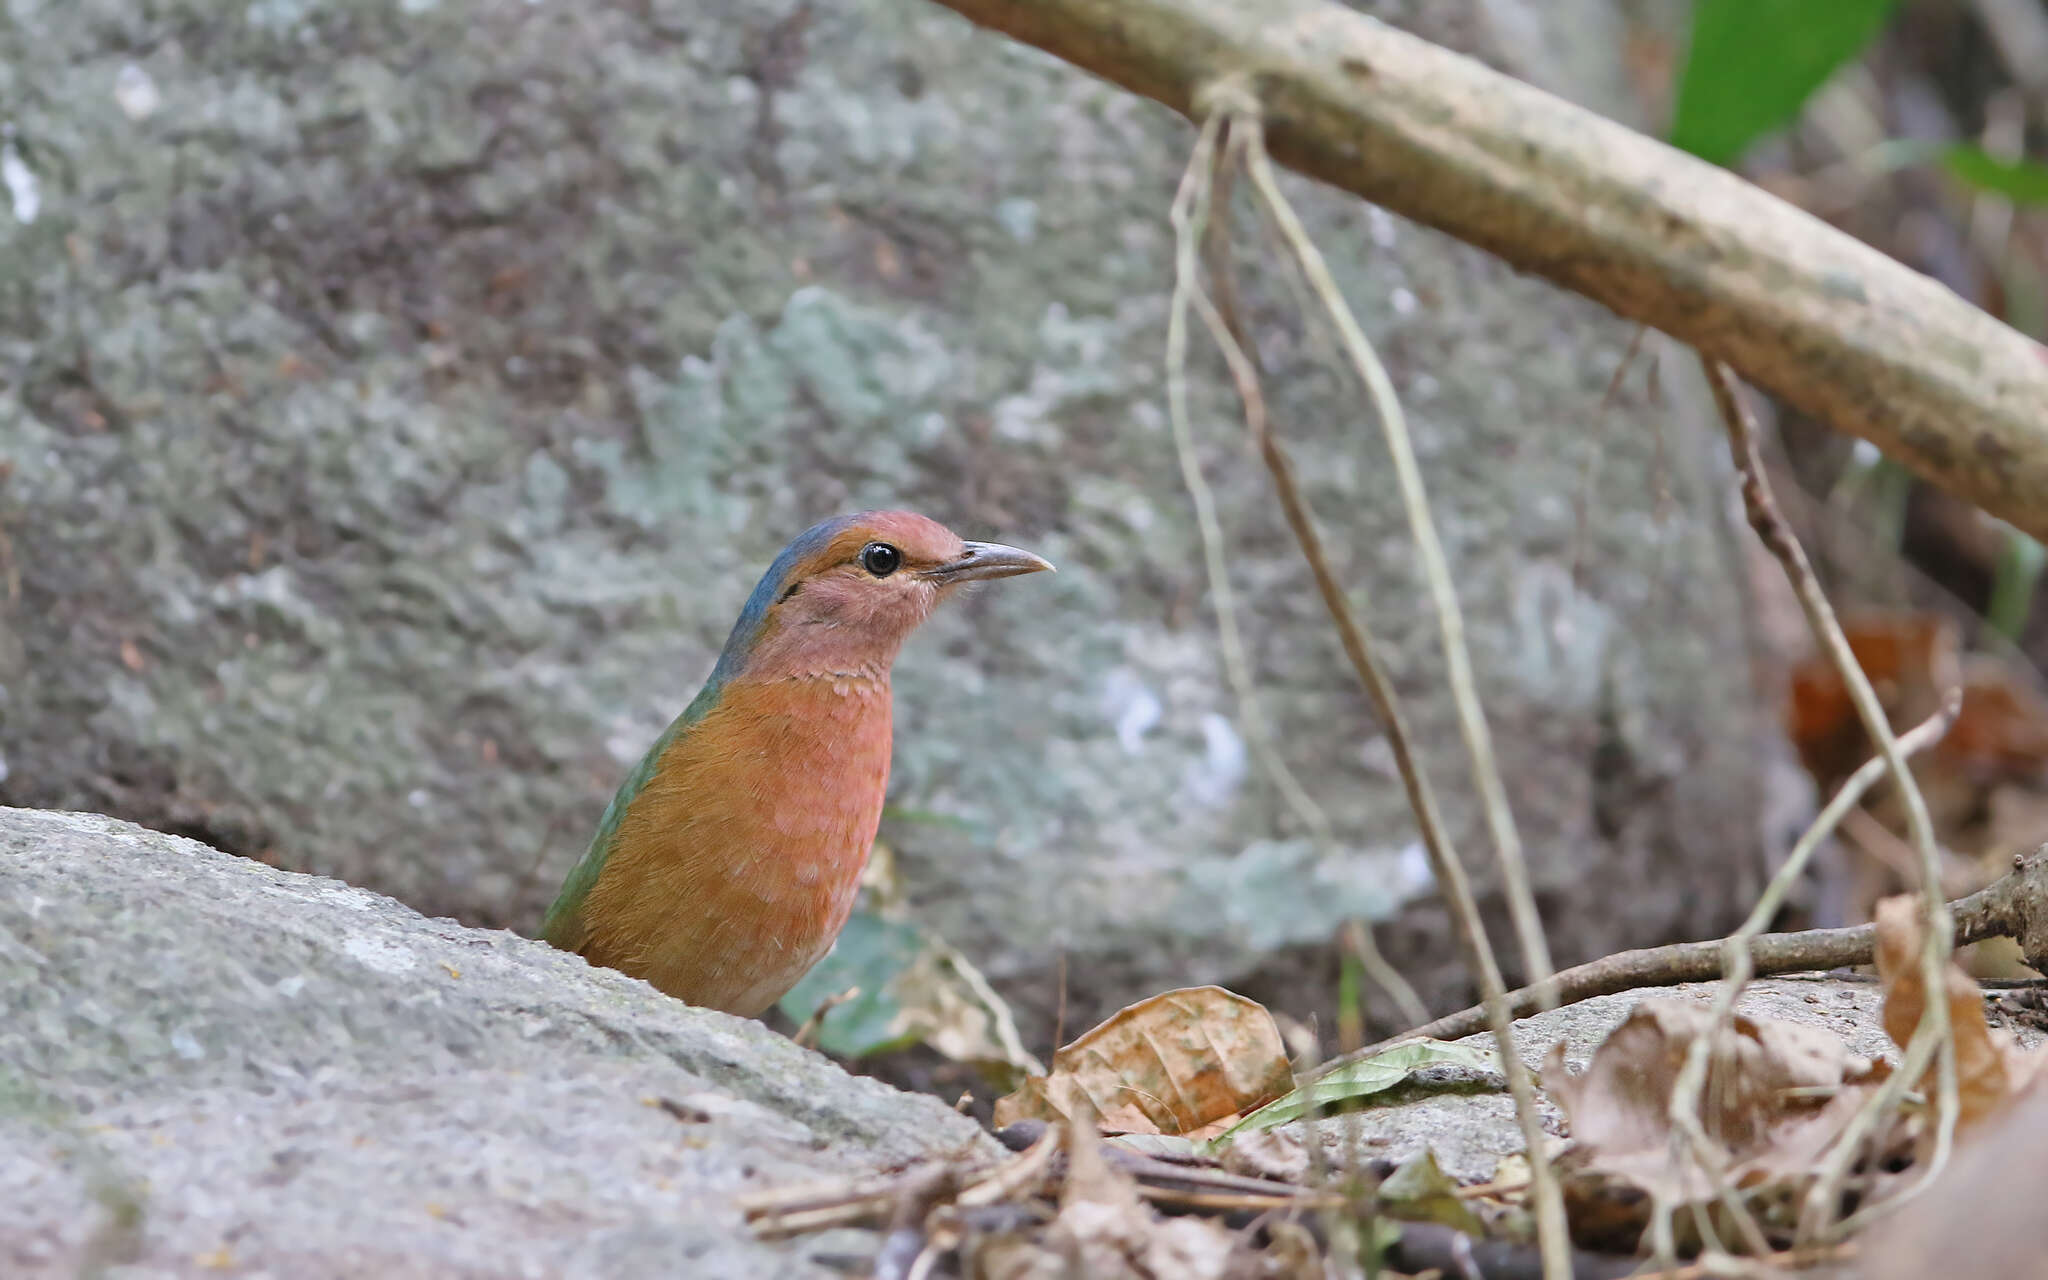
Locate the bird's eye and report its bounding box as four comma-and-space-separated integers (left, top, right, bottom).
860, 542, 901, 577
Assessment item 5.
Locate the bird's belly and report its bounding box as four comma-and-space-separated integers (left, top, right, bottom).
590, 678, 892, 1016
646, 818, 873, 1017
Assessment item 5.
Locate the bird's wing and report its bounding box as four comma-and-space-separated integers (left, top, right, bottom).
539, 679, 724, 949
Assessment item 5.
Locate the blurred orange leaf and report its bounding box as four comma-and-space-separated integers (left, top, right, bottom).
994, 986, 1292, 1138
1872, 895, 2048, 1130
1786, 612, 2048, 785
1785, 614, 1956, 784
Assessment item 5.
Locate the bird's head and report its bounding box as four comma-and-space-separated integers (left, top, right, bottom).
711, 510, 1054, 684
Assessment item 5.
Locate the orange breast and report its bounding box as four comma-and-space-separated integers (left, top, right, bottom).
578, 675, 894, 1015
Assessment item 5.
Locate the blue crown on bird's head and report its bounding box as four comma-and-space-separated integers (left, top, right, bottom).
710, 512, 867, 684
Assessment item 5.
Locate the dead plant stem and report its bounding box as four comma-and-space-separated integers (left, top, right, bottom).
1701, 360, 1960, 1244
1661, 696, 1959, 1263
1336, 838, 2029, 1058
1235, 96, 1556, 1004
1168, 110, 1428, 1032
1183, 80, 1568, 1280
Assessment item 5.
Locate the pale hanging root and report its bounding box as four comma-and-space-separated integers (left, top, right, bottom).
1702, 360, 1960, 1243
1230, 99, 1556, 1006
1165, 114, 1428, 1033
1170, 78, 1570, 1280
1165, 115, 1426, 1030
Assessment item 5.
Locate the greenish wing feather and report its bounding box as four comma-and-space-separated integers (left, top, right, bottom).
542, 516, 816, 947
538, 680, 724, 947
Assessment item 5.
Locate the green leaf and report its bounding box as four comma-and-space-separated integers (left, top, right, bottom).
1380, 1148, 1487, 1236
1942, 145, 2048, 205
777, 911, 926, 1058
1670, 0, 1899, 166
1988, 525, 2046, 642
1211, 1040, 1500, 1146
878, 803, 981, 835
1363, 1216, 1404, 1273
777, 910, 1043, 1076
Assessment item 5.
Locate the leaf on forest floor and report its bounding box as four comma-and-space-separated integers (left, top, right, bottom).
1379, 1148, 1486, 1237
1076, 1120, 1239, 1279
1211, 1039, 1500, 1146
1544, 998, 1887, 1252
1873, 895, 2048, 1129
779, 838, 1042, 1079
1840, 898, 2048, 1276
779, 910, 1043, 1080
978, 1119, 1243, 1280
994, 986, 1292, 1138
1547, 893, 2048, 1254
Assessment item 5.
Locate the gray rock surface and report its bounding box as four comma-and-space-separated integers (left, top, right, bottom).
0, 0, 1762, 1035
0, 807, 993, 1278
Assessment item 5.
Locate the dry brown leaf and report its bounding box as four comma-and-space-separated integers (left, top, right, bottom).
1783, 613, 2048, 929
1940, 661, 2048, 779
1043, 1121, 1235, 1280
1050, 1121, 1150, 1276
1548, 1000, 1866, 1155
1550, 901, 2048, 1256
1872, 894, 2048, 1130
1786, 614, 1958, 787
1544, 999, 1883, 1252
994, 987, 1292, 1137
1218, 1128, 1308, 1184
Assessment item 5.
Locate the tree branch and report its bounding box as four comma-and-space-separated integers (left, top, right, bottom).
923, 0, 2048, 539
1336, 837, 2048, 1058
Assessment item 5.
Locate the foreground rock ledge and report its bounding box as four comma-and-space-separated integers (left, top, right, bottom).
0, 807, 993, 1279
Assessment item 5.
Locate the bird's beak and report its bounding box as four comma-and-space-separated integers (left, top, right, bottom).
924, 541, 1056, 584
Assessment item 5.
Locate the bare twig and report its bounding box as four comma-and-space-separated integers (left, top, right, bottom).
742, 1121, 1354, 1243
1701, 360, 1960, 1244
1174, 82, 1567, 1280
1341, 916, 1429, 1030
1598, 326, 1651, 413
957, 1127, 1063, 1206
1170, 111, 1429, 1034
1333, 841, 2042, 1058
1164, 117, 1319, 834
1661, 695, 1960, 1262
741, 1134, 1032, 1236
792, 985, 862, 1051
1164, 114, 1430, 1031
1232, 93, 1555, 1001
1167, 118, 1349, 1210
